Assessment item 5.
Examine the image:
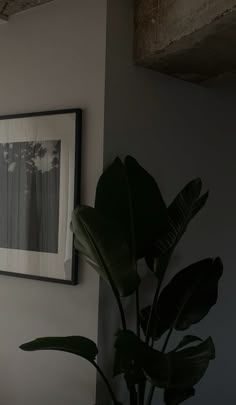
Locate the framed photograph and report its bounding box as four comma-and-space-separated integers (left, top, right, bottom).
0, 108, 81, 285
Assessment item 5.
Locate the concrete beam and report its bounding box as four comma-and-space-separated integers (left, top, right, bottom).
0, 14, 8, 21
0, 0, 54, 18
134, 0, 236, 82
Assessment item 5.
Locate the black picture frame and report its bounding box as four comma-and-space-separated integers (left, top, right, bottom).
0, 108, 82, 285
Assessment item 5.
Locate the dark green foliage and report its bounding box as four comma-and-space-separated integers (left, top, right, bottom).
20, 336, 98, 362
95, 156, 168, 259
173, 336, 203, 352
164, 387, 195, 405
20, 156, 223, 405
115, 330, 215, 389
154, 179, 209, 258
146, 179, 209, 279
71, 205, 140, 297
141, 258, 223, 340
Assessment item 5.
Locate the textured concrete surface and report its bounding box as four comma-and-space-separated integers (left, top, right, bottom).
0, 0, 54, 19
135, 0, 236, 82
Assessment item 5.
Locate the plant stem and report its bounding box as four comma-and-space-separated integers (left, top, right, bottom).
142, 260, 165, 404
146, 385, 155, 405
129, 385, 138, 405
161, 327, 174, 353
107, 275, 127, 330
136, 289, 141, 339
145, 278, 160, 344
92, 362, 119, 405
90, 241, 127, 331
116, 290, 127, 330
145, 327, 174, 405
138, 380, 145, 405
102, 261, 127, 330
145, 259, 164, 345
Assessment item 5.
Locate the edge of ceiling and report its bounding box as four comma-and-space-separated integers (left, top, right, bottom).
0, 0, 55, 20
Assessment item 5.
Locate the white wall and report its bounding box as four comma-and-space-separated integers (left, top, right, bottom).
97, 0, 236, 404
0, 1, 106, 404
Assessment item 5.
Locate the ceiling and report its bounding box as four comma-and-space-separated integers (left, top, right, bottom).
135, 0, 236, 82
0, 0, 54, 19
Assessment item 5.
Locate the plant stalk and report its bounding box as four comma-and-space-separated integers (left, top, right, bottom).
142, 260, 165, 404
136, 289, 141, 339
101, 260, 127, 330
88, 237, 127, 331
93, 362, 120, 405
106, 274, 127, 330
116, 291, 127, 330
161, 327, 174, 353
129, 385, 138, 405
145, 327, 174, 405
145, 259, 164, 345
146, 385, 155, 405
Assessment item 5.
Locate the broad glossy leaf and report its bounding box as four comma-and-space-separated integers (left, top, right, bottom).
20, 336, 98, 362
125, 156, 168, 257
156, 179, 208, 256
164, 387, 195, 405
115, 330, 215, 389
174, 336, 203, 352
141, 258, 223, 340
146, 179, 208, 277
147, 338, 215, 389
95, 158, 132, 252
71, 206, 140, 297
95, 156, 167, 259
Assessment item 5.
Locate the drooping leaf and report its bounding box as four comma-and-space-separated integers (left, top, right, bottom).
146, 179, 209, 278
115, 330, 215, 389
95, 156, 168, 259
156, 179, 208, 256
124, 156, 168, 258
95, 158, 132, 253
20, 336, 98, 362
174, 336, 203, 352
71, 206, 140, 297
141, 258, 223, 340
164, 387, 195, 405
147, 337, 215, 389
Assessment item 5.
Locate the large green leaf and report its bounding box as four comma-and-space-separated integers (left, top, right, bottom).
146, 179, 208, 277
71, 206, 140, 297
164, 387, 195, 405
173, 336, 203, 352
163, 337, 201, 404
115, 330, 215, 389
95, 156, 167, 259
20, 336, 98, 362
141, 258, 223, 340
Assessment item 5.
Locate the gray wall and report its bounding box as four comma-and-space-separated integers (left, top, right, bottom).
0, 1, 106, 404
97, 0, 236, 404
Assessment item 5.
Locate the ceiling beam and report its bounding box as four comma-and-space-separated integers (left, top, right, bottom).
0, 0, 54, 19
0, 13, 7, 21
134, 0, 236, 83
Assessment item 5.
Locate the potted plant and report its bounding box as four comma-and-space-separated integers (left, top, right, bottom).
20, 156, 223, 405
